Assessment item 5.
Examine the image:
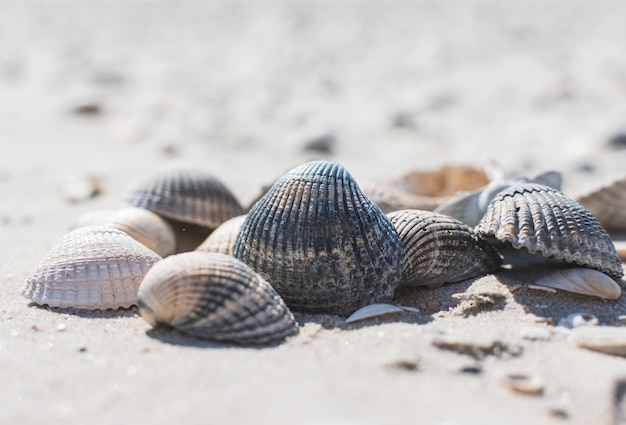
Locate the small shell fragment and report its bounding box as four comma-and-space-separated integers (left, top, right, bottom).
557, 312, 600, 329
501, 373, 545, 395
22, 226, 162, 310
476, 183, 624, 279
345, 304, 405, 324
535, 268, 621, 300
570, 326, 626, 357
137, 252, 298, 346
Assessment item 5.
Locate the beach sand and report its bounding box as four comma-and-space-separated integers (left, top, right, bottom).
1, 1, 626, 424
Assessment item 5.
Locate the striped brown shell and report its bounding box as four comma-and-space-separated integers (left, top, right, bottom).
387, 209, 502, 286
125, 164, 244, 229
22, 226, 162, 310
232, 160, 404, 317
137, 252, 298, 346
475, 183, 623, 279
196, 215, 246, 255
70, 207, 176, 257
577, 175, 626, 231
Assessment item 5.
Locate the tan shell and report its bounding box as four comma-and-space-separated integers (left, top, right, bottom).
232, 160, 403, 317
22, 226, 162, 309
535, 268, 622, 300
570, 326, 626, 357
70, 207, 176, 257
125, 164, 244, 229
475, 183, 623, 279
195, 215, 246, 255
387, 209, 502, 286
577, 175, 626, 231
137, 252, 298, 346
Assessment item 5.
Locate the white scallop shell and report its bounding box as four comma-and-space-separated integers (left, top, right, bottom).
70, 207, 176, 257
22, 226, 162, 309
534, 268, 622, 300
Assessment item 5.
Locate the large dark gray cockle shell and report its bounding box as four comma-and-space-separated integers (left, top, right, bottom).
387, 209, 502, 287
232, 160, 404, 317
475, 183, 623, 279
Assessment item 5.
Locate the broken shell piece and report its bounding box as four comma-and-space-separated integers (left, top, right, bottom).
576, 175, 626, 231
535, 268, 621, 300
22, 226, 161, 310
195, 215, 246, 255
345, 304, 405, 324
557, 312, 600, 329
501, 373, 545, 395
476, 183, 623, 279
70, 207, 176, 257
137, 252, 298, 346
570, 326, 626, 357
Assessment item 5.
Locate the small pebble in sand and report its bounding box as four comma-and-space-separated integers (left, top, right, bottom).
31, 324, 40, 331
426, 300, 441, 313
56, 324, 67, 332
386, 359, 419, 372
78, 346, 87, 353
73, 102, 103, 115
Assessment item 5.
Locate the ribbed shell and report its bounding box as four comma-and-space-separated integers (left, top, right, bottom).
70, 207, 176, 257
232, 160, 404, 317
22, 226, 162, 309
361, 182, 446, 213
475, 183, 623, 279
196, 215, 246, 255
387, 209, 502, 286
125, 164, 243, 229
137, 252, 298, 345
577, 176, 626, 231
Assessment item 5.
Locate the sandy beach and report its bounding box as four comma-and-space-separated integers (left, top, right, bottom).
1, 1, 626, 424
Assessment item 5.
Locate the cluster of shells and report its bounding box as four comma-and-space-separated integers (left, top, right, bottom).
21, 161, 625, 345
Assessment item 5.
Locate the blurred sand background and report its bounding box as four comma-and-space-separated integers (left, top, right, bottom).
1, 1, 626, 424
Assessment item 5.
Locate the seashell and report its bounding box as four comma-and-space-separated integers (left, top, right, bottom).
70, 207, 176, 257
500, 373, 545, 395
22, 226, 162, 310
557, 312, 600, 329
232, 160, 404, 317
534, 268, 621, 300
387, 209, 502, 286
569, 326, 626, 357
576, 175, 626, 231
345, 303, 405, 324
137, 252, 298, 345
475, 183, 624, 279
195, 215, 246, 255
434, 171, 562, 227
124, 164, 244, 229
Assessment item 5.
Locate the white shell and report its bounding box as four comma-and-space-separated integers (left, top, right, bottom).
534, 268, 622, 300
570, 326, 626, 357
195, 215, 246, 255
500, 373, 545, 395
345, 304, 405, 323
557, 313, 600, 329
22, 226, 162, 309
70, 207, 176, 257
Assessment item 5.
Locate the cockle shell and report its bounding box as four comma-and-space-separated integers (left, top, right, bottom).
434, 171, 562, 227
577, 175, 626, 231
70, 207, 176, 257
195, 215, 246, 255
534, 268, 621, 300
475, 183, 623, 279
137, 252, 298, 345
124, 164, 244, 229
387, 209, 502, 286
232, 160, 404, 317
22, 226, 162, 309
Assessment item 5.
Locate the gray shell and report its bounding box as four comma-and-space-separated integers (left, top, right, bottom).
124, 164, 244, 229
475, 183, 623, 279
232, 160, 404, 317
387, 209, 502, 286
196, 215, 246, 255
70, 207, 176, 257
577, 175, 626, 231
137, 252, 298, 346
22, 226, 162, 309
